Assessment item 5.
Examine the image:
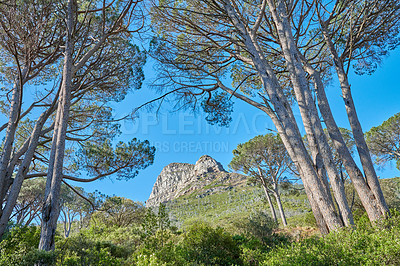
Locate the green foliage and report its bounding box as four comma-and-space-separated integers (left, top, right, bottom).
134, 253, 167, 266
263, 212, 400, 265
57, 233, 128, 265
94, 196, 145, 227
134, 217, 243, 265
233, 211, 277, 245
140, 204, 178, 250
178, 222, 242, 266
230, 134, 293, 179
366, 112, 400, 170
381, 178, 400, 209
19, 250, 57, 266
77, 138, 156, 181
133, 240, 184, 266
0, 225, 39, 252
201, 91, 234, 127
0, 225, 56, 265
347, 1, 400, 75
131, 204, 184, 265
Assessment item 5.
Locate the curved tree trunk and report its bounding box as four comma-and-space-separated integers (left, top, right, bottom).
257, 166, 278, 222
272, 184, 287, 227
303, 62, 384, 222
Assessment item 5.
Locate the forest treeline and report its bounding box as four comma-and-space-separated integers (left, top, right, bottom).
0, 0, 400, 262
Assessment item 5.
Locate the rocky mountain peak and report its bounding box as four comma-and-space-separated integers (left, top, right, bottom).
146, 155, 245, 207
194, 155, 225, 176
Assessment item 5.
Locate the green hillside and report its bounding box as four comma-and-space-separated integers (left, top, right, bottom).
165, 176, 400, 232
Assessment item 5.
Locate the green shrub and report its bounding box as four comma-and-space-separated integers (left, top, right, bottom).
134, 253, 166, 266
0, 225, 57, 265
57, 233, 129, 265
178, 222, 243, 265
21, 250, 57, 266
233, 211, 276, 239
132, 241, 185, 266
262, 213, 400, 265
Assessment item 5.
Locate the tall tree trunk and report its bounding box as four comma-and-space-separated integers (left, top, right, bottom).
62, 209, 72, 238
267, 0, 353, 226
300, 168, 330, 234
272, 187, 287, 227
219, 83, 331, 233
303, 62, 384, 222
39, 0, 75, 251
258, 168, 278, 223
319, 21, 389, 219
264, 187, 277, 223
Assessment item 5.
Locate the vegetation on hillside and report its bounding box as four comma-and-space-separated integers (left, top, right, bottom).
166, 182, 310, 231
366, 112, 400, 170
0, 177, 398, 265
0, 0, 399, 263
0, 193, 399, 265
230, 133, 295, 226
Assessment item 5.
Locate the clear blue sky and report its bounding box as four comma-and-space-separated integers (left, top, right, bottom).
73, 49, 400, 202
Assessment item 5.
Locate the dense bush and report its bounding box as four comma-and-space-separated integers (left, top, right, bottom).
263, 210, 400, 265
233, 211, 280, 245
57, 233, 130, 265
2, 206, 400, 266
0, 225, 56, 265
132, 222, 243, 265
178, 222, 242, 265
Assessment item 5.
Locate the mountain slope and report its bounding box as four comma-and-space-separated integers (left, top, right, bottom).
146, 155, 247, 207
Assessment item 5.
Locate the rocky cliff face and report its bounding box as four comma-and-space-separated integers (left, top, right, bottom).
146, 155, 246, 207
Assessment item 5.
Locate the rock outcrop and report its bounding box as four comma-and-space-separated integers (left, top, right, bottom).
146, 155, 246, 207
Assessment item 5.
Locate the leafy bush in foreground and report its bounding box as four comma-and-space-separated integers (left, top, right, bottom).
2, 209, 400, 265
263, 210, 400, 265
178, 222, 242, 265
0, 225, 56, 266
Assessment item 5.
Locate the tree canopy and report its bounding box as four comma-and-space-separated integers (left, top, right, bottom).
366, 112, 400, 170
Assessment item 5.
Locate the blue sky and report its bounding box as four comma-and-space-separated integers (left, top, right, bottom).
72, 48, 400, 203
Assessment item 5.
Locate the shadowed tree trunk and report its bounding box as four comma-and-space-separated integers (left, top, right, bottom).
0, 104, 56, 237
